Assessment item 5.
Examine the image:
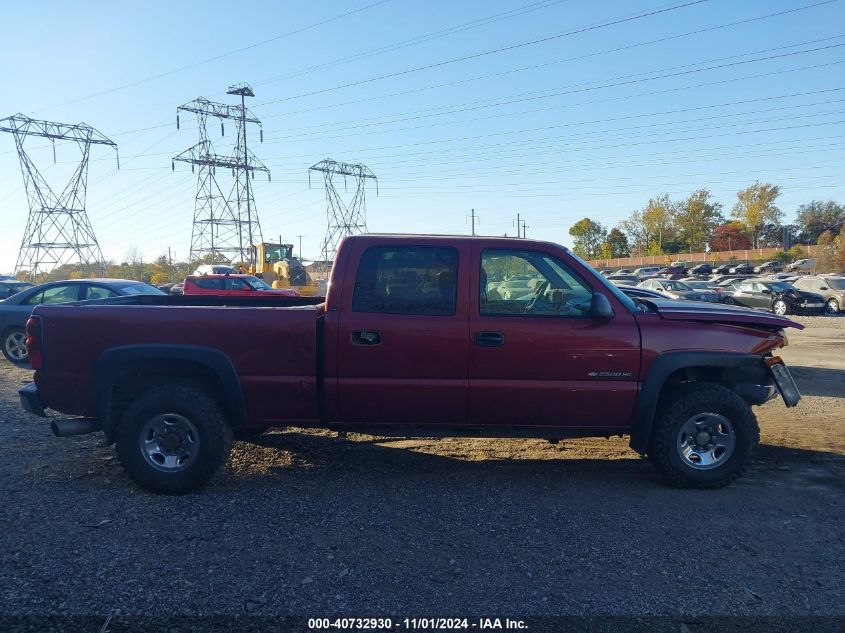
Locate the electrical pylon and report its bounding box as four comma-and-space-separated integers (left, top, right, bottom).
308, 158, 377, 262
173, 84, 268, 265
0, 114, 117, 280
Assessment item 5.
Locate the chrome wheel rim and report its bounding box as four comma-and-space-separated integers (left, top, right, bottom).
139, 414, 200, 472
5, 331, 27, 361
827, 299, 839, 314
677, 413, 736, 470
773, 300, 787, 316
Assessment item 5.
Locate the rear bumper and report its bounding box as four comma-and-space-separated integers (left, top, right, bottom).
19, 383, 46, 417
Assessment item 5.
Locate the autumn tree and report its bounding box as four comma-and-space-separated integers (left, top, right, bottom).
603, 227, 630, 258
711, 222, 751, 252
568, 217, 607, 259
731, 182, 783, 248
620, 194, 677, 255
794, 200, 845, 244
675, 189, 723, 253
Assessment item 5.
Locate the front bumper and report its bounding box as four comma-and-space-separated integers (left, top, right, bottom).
19, 383, 46, 417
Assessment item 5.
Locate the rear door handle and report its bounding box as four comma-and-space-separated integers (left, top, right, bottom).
474, 331, 505, 347
352, 330, 382, 346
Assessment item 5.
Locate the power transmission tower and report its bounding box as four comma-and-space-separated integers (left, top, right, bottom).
0, 114, 117, 280
309, 158, 377, 262
173, 84, 269, 265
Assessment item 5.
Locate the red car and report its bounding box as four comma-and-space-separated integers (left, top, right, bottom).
182, 274, 299, 297
20, 235, 802, 494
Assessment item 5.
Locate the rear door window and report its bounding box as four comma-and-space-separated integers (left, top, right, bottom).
24, 284, 81, 305
194, 278, 225, 290
352, 246, 459, 315
85, 286, 119, 300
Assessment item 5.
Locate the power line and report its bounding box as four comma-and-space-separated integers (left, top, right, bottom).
254, 0, 713, 108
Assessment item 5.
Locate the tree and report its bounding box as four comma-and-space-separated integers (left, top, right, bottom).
620, 194, 678, 256
675, 189, 723, 253
711, 222, 751, 252
603, 227, 630, 258
568, 217, 607, 259
816, 230, 838, 273
731, 182, 783, 248
794, 200, 845, 244
620, 210, 650, 256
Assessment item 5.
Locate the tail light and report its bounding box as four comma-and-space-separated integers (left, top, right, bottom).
25, 316, 43, 369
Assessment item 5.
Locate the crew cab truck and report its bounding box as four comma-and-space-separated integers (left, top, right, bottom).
19, 235, 802, 494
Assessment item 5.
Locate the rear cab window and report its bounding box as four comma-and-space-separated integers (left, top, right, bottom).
352, 245, 459, 315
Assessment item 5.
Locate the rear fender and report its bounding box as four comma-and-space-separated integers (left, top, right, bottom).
94, 345, 246, 441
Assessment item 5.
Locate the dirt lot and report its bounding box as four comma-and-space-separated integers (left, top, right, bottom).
0, 316, 843, 623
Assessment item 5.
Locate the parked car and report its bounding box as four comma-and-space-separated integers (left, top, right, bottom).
638, 278, 719, 302
182, 274, 300, 297
20, 234, 801, 493
193, 264, 237, 276
713, 264, 733, 275
711, 274, 752, 286
1, 279, 164, 364
606, 274, 640, 286
791, 275, 845, 314
729, 263, 755, 275
723, 279, 826, 315
633, 266, 661, 280
616, 268, 633, 275
689, 263, 713, 276
0, 280, 34, 299
787, 258, 816, 273
617, 285, 672, 300
680, 279, 729, 302
754, 261, 784, 274
655, 265, 687, 279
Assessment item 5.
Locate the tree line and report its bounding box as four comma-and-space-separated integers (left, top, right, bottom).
568, 182, 845, 270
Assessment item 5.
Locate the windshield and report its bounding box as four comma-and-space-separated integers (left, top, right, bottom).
245, 275, 272, 290
264, 244, 293, 264
826, 278, 845, 290
661, 281, 692, 291
567, 250, 637, 312
769, 282, 795, 292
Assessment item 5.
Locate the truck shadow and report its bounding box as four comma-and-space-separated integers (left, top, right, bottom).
789, 366, 845, 398
231, 429, 844, 490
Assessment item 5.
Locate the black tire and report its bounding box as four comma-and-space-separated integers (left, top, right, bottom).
233, 426, 269, 439
115, 385, 233, 495
722, 297, 736, 305
649, 382, 759, 489
2, 327, 28, 365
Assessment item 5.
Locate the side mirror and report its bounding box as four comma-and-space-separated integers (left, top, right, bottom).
591, 293, 615, 320
761, 288, 771, 294
820, 286, 828, 291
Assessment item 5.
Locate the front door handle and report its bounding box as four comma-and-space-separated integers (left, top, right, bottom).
352, 330, 382, 346
474, 331, 505, 347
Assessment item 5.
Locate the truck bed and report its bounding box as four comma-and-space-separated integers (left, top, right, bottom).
33, 298, 324, 422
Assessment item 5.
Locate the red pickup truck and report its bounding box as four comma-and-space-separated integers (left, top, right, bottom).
19, 235, 802, 494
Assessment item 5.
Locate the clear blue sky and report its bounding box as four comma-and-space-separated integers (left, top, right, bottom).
1, 0, 843, 272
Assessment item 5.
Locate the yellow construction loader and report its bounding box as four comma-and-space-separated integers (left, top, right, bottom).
248, 242, 324, 296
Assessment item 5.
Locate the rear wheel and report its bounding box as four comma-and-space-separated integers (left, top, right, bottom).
649, 383, 759, 489
115, 385, 232, 494
2, 328, 28, 364
827, 298, 840, 314
772, 299, 789, 316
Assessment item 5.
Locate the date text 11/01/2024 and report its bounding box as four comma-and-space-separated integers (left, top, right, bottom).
308, 618, 528, 630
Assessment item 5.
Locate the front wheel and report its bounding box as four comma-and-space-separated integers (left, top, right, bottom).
115, 385, 233, 494
649, 383, 759, 489
772, 299, 789, 316
3, 327, 28, 364
827, 298, 840, 314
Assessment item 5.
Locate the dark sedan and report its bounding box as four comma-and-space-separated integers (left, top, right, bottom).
0, 280, 34, 299
723, 279, 826, 316
1, 279, 164, 364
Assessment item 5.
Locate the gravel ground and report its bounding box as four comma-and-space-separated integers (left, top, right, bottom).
0, 315, 843, 624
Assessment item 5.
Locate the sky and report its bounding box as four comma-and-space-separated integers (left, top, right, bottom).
0, 0, 843, 273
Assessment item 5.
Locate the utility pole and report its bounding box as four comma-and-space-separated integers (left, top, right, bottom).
0, 114, 118, 280
468, 208, 479, 236
521, 220, 528, 238
514, 213, 521, 238
297, 234, 303, 258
